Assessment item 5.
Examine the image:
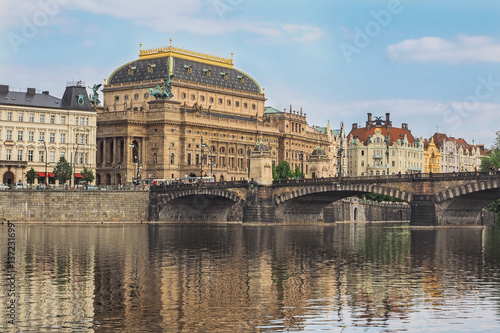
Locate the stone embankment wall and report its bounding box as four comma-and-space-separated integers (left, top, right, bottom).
324, 199, 411, 222
0, 191, 149, 223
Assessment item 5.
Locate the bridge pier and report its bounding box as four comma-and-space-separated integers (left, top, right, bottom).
410, 195, 437, 226
242, 185, 276, 223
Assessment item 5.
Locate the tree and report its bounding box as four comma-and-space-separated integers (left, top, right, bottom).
480, 150, 500, 171
81, 166, 95, 184
274, 161, 294, 180
26, 168, 37, 185
480, 131, 500, 225
293, 165, 304, 179
53, 157, 72, 184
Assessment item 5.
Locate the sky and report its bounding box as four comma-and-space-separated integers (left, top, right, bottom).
1, 0, 500, 147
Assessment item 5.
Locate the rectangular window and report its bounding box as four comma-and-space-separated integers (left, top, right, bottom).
17, 130, 23, 141
6, 130, 12, 140
50, 115, 55, 124
39, 150, 44, 162
39, 132, 45, 142
28, 150, 34, 162
7, 112, 12, 121
80, 117, 84, 126
61, 115, 66, 124
60, 152, 65, 159
196, 154, 199, 165
79, 134, 84, 144
39, 114, 45, 123
75, 116, 78, 125
18, 113, 24, 122
49, 132, 55, 143
79, 152, 83, 164
86, 117, 89, 126
49, 151, 55, 163
29, 113, 34, 122
29, 131, 34, 141
6, 149, 11, 160
170, 153, 175, 164
17, 150, 23, 161
187, 153, 191, 165
60, 133, 66, 143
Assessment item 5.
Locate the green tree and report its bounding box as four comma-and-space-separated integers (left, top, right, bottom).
293, 165, 304, 179
480, 131, 500, 224
26, 168, 37, 185
53, 157, 72, 184
81, 166, 95, 184
272, 165, 277, 180
480, 150, 500, 171
274, 160, 294, 180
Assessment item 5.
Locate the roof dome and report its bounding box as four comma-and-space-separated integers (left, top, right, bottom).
107, 43, 262, 94
252, 136, 270, 153
310, 144, 327, 158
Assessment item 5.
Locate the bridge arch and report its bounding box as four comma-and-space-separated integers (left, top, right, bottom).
433, 179, 500, 225
151, 187, 245, 222
274, 183, 412, 223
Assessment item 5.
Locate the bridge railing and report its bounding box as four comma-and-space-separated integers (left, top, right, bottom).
272, 171, 499, 186
150, 180, 249, 192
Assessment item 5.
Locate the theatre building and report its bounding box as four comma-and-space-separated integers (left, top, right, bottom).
96, 42, 345, 184
0, 83, 97, 186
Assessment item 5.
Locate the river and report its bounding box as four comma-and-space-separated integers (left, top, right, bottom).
1, 222, 500, 332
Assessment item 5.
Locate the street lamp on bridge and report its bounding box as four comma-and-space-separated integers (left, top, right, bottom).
38, 139, 48, 189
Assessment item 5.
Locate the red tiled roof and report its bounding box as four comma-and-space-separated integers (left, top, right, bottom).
347, 126, 416, 145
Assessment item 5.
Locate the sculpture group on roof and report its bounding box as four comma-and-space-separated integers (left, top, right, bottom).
148, 74, 174, 100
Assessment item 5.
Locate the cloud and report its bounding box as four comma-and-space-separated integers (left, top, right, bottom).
0, 0, 324, 45
387, 35, 500, 63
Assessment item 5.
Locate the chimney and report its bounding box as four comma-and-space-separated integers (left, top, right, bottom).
27, 88, 36, 95
402, 123, 408, 130
366, 113, 372, 129
352, 123, 358, 130
0, 85, 9, 93
385, 113, 392, 127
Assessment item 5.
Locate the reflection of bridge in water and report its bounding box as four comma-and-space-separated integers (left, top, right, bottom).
149, 172, 500, 226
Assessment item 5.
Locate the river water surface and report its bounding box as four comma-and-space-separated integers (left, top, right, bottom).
1, 223, 500, 332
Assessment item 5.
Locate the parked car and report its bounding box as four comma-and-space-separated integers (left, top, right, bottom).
0, 183, 9, 190
13, 182, 29, 190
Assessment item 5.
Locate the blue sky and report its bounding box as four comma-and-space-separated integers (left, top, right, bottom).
1, 0, 500, 146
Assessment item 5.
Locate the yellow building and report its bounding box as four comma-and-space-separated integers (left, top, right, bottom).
96, 41, 345, 184
423, 137, 441, 173
0, 83, 97, 186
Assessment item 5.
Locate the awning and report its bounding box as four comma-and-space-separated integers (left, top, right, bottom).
75, 173, 83, 178
38, 172, 55, 177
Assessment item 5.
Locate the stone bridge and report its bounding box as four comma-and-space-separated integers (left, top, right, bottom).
148, 172, 500, 226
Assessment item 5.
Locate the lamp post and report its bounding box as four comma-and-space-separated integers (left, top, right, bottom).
299, 151, 304, 179
200, 137, 204, 182
129, 142, 140, 184
247, 147, 251, 180
201, 142, 212, 178
72, 143, 83, 188
38, 140, 48, 189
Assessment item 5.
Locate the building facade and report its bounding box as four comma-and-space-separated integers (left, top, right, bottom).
432, 133, 484, 172
346, 113, 424, 176
96, 42, 345, 185
0, 83, 97, 186
423, 137, 441, 173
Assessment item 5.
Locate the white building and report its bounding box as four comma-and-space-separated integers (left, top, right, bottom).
0, 83, 97, 185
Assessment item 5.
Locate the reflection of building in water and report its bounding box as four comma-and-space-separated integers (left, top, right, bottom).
0, 227, 95, 331
92, 226, 163, 332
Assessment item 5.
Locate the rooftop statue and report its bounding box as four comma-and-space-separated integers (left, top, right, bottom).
89, 84, 102, 106
148, 74, 174, 100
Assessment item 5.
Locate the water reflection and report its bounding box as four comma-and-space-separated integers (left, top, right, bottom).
1, 223, 500, 332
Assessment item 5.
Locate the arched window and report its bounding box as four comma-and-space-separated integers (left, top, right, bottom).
170, 153, 175, 164
229, 147, 234, 154
238, 148, 243, 155
219, 147, 225, 153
